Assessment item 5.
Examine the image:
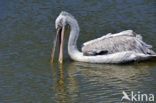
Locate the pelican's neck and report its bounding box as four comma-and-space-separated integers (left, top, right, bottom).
67, 17, 83, 60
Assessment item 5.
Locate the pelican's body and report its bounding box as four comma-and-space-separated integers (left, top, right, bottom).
82, 30, 155, 56
52, 11, 156, 63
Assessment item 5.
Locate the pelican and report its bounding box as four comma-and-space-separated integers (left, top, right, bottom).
51, 11, 156, 64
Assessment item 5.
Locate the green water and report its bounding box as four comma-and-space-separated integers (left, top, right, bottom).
0, 0, 156, 103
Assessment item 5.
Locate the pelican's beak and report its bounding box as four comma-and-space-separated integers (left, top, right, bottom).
50, 25, 66, 64
51, 26, 62, 63
58, 26, 66, 64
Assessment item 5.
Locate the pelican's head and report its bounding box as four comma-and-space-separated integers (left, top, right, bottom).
51, 11, 74, 64
55, 11, 75, 29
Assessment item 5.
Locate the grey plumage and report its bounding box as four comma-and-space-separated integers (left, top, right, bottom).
55, 11, 156, 63
82, 30, 155, 56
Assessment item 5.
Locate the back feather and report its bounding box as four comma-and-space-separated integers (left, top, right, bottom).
82, 30, 155, 56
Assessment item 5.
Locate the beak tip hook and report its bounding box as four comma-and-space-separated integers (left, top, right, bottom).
58, 60, 63, 64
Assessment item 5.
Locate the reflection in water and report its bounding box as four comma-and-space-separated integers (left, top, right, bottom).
51, 64, 68, 103
51, 63, 80, 103
51, 62, 156, 102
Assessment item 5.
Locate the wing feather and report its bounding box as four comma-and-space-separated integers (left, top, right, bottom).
82, 30, 155, 56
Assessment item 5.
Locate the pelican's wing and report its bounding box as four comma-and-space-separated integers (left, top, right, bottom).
82, 30, 155, 56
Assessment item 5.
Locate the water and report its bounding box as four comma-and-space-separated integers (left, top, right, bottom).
0, 0, 156, 102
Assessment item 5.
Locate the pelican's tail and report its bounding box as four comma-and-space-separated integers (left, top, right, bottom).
148, 49, 156, 55
135, 53, 156, 61
148, 55, 156, 61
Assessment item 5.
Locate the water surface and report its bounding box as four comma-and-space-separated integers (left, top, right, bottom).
0, 0, 156, 102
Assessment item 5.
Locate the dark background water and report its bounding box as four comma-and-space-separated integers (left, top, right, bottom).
0, 0, 156, 103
